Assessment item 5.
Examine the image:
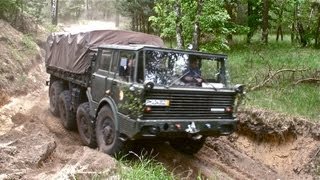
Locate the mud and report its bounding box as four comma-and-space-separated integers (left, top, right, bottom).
0, 89, 117, 179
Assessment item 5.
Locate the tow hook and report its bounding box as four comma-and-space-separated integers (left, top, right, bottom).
185, 122, 200, 134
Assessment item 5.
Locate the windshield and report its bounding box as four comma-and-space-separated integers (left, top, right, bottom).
144, 49, 227, 88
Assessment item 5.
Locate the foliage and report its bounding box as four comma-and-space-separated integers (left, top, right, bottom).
24, 0, 47, 23
58, 0, 85, 21
117, 152, 175, 180
21, 34, 37, 51
150, 0, 232, 51
149, 1, 176, 39
118, 86, 144, 119
0, 0, 20, 21
116, 0, 155, 32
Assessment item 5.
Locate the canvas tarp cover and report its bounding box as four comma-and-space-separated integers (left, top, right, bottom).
45, 30, 165, 74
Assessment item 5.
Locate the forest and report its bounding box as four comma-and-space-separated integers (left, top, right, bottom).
2, 0, 320, 48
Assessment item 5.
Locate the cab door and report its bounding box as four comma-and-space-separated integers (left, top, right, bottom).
91, 49, 113, 102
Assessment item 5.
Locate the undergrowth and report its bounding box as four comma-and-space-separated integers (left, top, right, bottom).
228, 35, 320, 121
117, 151, 175, 180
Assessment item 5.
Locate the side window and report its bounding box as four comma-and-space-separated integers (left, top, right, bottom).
118, 51, 136, 82
98, 50, 112, 71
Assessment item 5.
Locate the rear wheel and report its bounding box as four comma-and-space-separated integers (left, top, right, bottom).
58, 90, 76, 130
96, 106, 124, 155
49, 81, 63, 116
77, 102, 97, 148
170, 137, 206, 155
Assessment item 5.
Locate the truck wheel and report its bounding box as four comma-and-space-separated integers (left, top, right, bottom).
58, 90, 76, 130
96, 106, 123, 155
170, 137, 206, 155
49, 81, 63, 116
76, 102, 97, 148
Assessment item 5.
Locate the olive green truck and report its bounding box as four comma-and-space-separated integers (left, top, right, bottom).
45, 30, 244, 155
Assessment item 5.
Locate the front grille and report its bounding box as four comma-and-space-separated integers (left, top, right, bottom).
142, 89, 236, 120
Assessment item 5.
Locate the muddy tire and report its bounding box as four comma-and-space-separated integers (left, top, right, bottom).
58, 90, 76, 130
76, 102, 97, 148
170, 137, 206, 155
96, 106, 123, 155
49, 81, 63, 116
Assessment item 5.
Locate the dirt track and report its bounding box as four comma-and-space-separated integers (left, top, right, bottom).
0, 82, 319, 179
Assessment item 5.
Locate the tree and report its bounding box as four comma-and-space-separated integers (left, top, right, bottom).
192, 0, 203, 50
174, 0, 184, 49
150, 0, 231, 51
247, 0, 262, 43
51, 0, 58, 25
116, 0, 155, 33
261, 0, 270, 43
0, 0, 21, 21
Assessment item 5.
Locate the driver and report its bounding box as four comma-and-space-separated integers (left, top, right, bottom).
182, 58, 203, 84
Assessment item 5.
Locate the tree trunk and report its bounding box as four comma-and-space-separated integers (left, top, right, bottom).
225, 0, 236, 44
247, 0, 254, 44
131, 15, 135, 31
315, 10, 320, 48
297, 22, 307, 46
85, 0, 89, 19
51, 0, 58, 25
276, 25, 283, 41
115, 9, 120, 27
261, 0, 269, 44
295, 3, 307, 46
192, 0, 203, 50
174, 1, 184, 49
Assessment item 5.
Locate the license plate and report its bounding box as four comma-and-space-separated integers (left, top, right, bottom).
145, 99, 170, 106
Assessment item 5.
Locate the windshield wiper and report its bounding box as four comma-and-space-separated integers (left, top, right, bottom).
166, 70, 217, 91
166, 70, 190, 88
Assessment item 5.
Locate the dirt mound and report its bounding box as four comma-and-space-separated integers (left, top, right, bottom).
0, 19, 46, 105
231, 108, 320, 179
238, 108, 320, 140
0, 113, 56, 179
0, 89, 118, 179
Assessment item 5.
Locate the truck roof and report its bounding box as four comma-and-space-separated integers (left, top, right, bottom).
45, 30, 164, 74
98, 44, 228, 59
98, 44, 158, 51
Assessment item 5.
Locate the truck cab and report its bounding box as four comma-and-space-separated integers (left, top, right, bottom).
87, 44, 244, 154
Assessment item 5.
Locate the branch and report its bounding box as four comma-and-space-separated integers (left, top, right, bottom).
250, 68, 308, 91
293, 78, 320, 85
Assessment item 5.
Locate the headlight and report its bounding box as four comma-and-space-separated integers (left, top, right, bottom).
234, 84, 245, 94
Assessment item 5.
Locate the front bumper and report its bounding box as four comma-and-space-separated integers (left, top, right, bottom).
118, 115, 238, 140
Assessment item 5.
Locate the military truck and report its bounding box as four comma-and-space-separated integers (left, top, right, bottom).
45, 30, 244, 155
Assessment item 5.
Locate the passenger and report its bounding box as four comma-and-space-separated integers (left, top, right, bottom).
182, 58, 203, 84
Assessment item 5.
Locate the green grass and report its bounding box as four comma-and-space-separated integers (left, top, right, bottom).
227, 35, 320, 121
21, 34, 37, 51
117, 152, 175, 180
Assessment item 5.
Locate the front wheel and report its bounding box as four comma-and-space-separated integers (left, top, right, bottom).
170, 137, 206, 155
96, 106, 123, 155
